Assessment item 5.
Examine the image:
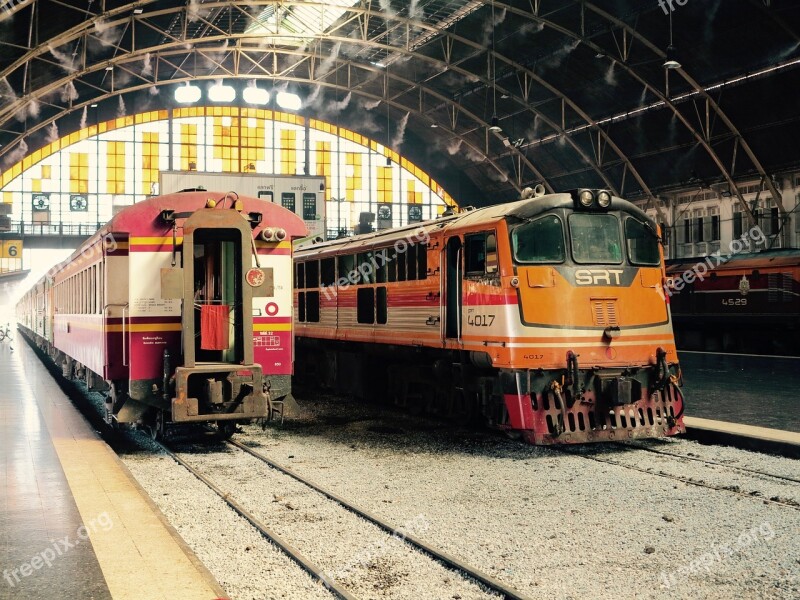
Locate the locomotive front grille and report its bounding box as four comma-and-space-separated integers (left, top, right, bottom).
540, 384, 683, 443
591, 299, 618, 327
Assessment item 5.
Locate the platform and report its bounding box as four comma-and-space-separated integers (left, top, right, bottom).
683, 416, 800, 459
0, 332, 226, 599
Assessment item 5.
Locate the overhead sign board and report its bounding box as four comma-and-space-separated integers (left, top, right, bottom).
0, 239, 21, 259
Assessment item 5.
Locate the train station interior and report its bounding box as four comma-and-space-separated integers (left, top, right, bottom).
1, 2, 799, 599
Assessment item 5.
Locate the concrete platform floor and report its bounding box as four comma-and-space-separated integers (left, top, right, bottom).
0, 335, 225, 600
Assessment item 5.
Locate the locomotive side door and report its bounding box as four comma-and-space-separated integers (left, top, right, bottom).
443, 236, 462, 341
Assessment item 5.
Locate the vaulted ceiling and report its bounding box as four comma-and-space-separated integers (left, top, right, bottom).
1, 0, 799, 209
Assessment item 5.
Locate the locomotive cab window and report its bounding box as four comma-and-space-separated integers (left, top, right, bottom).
465, 232, 498, 278
511, 216, 565, 264
625, 217, 661, 266
569, 214, 622, 264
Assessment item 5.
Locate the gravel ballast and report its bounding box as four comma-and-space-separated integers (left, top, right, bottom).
112, 387, 800, 600
223, 392, 800, 600
123, 452, 336, 600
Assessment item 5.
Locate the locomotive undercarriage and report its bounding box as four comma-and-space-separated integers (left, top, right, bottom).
107, 364, 269, 440
18, 328, 268, 440
296, 339, 685, 444
500, 364, 685, 444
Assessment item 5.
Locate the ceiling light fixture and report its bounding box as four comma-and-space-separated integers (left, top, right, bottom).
664, 46, 681, 70
133, 7, 143, 14
208, 82, 235, 102
275, 91, 302, 110
243, 86, 270, 105
663, 10, 681, 70
385, 62, 392, 166
105, 65, 113, 71
174, 83, 201, 104
489, 0, 502, 134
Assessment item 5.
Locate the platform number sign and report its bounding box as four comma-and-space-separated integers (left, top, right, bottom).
0, 240, 22, 259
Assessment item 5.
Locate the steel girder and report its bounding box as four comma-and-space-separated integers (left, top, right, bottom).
0, 1, 646, 201
0, 0, 787, 226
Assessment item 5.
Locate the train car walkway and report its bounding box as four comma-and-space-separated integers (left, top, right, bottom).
0, 333, 225, 600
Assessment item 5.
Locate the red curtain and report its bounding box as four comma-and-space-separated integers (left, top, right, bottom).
200, 305, 229, 350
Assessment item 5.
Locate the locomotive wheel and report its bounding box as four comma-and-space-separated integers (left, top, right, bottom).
450, 389, 475, 427
104, 402, 117, 429
148, 410, 167, 441
216, 421, 236, 440
104, 388, 118, 429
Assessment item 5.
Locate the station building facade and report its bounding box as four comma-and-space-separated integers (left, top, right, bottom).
0, 107, 455, 239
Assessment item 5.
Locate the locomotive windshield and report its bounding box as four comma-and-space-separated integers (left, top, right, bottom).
511, 215, 565, 263
569, 213, 622, 264
625, 217, 661, 265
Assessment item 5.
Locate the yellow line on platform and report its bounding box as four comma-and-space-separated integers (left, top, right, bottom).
28, 348, 225, 599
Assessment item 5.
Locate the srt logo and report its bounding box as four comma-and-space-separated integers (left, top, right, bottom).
575, 269, 624, 286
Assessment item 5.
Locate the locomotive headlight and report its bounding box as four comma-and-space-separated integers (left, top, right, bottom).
597, 191, 612, 207
578, 189, 594, 207
260, 227, 287, 242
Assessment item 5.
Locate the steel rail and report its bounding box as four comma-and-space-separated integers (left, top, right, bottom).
159, 443, 358, 600
227, 438, 534, 600
613, 441, 800, 485
553, 446, 800, 510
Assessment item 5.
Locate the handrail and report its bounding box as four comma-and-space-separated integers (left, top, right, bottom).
439, 246, 446, 343
455, 247, 462, 345
4, 221, 103, 236
104, 302, 129, 367
122, 305, 128, 367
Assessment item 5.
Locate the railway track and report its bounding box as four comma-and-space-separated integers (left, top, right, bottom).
553, 444, 800, 510
615, 441, 800, 485
161, 438, 533, 600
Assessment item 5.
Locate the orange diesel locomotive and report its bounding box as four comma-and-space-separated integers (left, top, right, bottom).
294, 188, 685, 444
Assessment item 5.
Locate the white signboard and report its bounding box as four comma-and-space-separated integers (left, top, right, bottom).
159, 172, 326, 240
